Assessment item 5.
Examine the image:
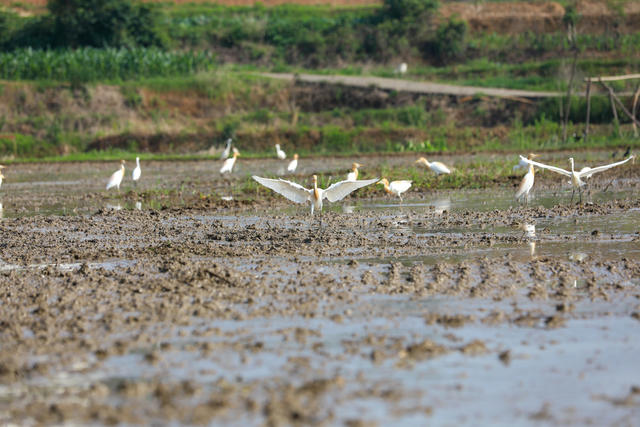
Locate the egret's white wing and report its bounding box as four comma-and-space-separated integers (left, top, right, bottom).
106, 169, 123, 190
520, 156, 571, 177
323, 178, 378, 202
515, 171, 533, 198
577, 156, 633, 178
220, 158, 235, 173
390, 180, 412, 194
252, 176, 310, 204
432, 162, 451, 174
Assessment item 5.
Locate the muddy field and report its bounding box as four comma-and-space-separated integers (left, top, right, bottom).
1, 152, 639, 425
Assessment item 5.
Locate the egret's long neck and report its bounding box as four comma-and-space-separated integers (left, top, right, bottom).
529, 164, 534, 175
313, 179, 320, 201
353, 168, 358, 179
570, 159, 575, 173
136, 158, 140, 166
383, 182, 391, 194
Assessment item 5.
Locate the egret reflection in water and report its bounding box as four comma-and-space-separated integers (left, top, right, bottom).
432, 198, 451, 214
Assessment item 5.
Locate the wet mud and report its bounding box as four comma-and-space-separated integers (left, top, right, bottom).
1, 156, 639, 425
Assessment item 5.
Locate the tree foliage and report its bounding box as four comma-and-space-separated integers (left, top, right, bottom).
47, 0, 165, 48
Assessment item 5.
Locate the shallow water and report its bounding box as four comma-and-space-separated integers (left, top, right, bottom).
1, 155, 639, 425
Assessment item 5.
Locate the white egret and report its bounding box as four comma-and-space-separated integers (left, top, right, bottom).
513, 153, 538, 172
252, 174, 378, 215
377, 178, 412, 203
415, 157, 451, 176
106, 160, 126, 191
287, 153, 299, 173
132, 157, 141, 185
0, 165, 5, 189
347, 163, 363, 181
220, 148, 239, 174
515, 162, 535, 204
395, 63, 408, 75
521, 155, 634, 203
275, 144, 286, 160
220, 138, 232, 160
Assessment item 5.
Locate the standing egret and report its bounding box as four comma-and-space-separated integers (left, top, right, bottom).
275, 144, 286, 160
132, 157, 141, 185
252, 175, 378, 215
521, 155, 634, 203
220, 148, 239, 174
287, 154, 299, 173
415, 157, 451, 176
395, 63, 408, 75
347, 163, 363, 181
0, 165, 5, 189
515, 162, 535, 205
513, 153, 539, 172
106, 160, 126, 191
377, 178, 412, 203
221, 138, 232, 160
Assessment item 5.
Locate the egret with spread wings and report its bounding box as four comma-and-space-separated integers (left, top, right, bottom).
253, 175, 378, 215
520, 155, 634, 203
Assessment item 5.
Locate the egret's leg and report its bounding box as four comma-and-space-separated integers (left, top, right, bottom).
310, 203, 314, 216
603, 177, 615, 192
399, 195, 403, 204
570, 189, 575, 204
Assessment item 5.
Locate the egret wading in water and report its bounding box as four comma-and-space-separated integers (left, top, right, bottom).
220, 148, 240, 174
252, 175, 378, 215
275, 144, 286, 160
132, 157, 141, 186
378, 178, 412, 203
220, 138, 232, 160
347, 163, 363, 181
287, 154, 299, 173
515, 162, 535, 205
513, 153, 538, 172
415, 157, 451, 176
521, 155, 634, 204
106, 160, 126, 192
0, 165, 5, 189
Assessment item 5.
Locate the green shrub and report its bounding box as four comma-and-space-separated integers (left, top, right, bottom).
424, 16, 467, 64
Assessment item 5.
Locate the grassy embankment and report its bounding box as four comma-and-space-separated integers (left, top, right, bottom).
1, 1, 639, 164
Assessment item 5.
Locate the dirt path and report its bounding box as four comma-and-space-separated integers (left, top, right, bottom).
261, 72, 563, 99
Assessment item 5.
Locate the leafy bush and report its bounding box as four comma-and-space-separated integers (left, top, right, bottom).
424, 16, 467, 64
47, 0, 165, 48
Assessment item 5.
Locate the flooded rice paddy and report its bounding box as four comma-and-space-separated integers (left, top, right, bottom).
1, 152, 639, 425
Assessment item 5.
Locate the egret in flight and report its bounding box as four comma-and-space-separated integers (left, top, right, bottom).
513, 153, 538, 172
521, 155, 634, 203
415, 157, 451, 176
275, 144, 286, 160
252, 175, 378, 215
132, 157, 141, 186
287, 154, 299, 173
515, 162, 535, 205
347, 163, 363, 181
220, 148, 239, 174
378, 178, 412, 203
220, 138, 232, 160
0, 165, 5, 189
106, 160, 125, 191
